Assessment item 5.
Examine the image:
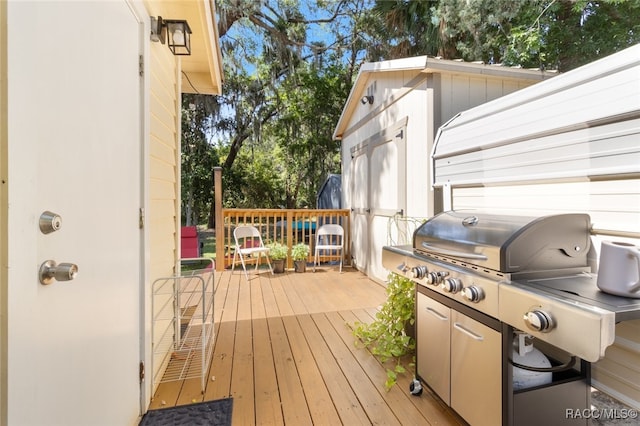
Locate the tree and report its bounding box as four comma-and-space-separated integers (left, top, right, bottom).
202, 0, 372, 224
267, 60, 348, 208
181, 95, 219, 226
372, 0, 640, 71
184, 0, 640, 228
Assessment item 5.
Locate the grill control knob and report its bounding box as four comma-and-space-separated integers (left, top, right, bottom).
410, 266, 428, 279
462, 286, 485, 303
442, 278, 463, 293
426, 271, 446, 285
524, 310, 555, 333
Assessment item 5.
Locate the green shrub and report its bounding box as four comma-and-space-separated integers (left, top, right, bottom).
353, 272, 415, 390
291, 243, 310, 261
267, 242, 288, 260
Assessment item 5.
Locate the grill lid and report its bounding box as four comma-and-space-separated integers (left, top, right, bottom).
413, 210, 592, 273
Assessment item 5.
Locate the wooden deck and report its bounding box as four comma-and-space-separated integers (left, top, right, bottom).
149, 266, 466, 425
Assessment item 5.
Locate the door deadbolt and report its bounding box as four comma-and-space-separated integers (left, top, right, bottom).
39, 211, 62, 234
39, 260, 78, 285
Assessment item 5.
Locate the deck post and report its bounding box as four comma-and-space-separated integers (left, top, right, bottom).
286, 210, 293, 269
214, 167, 224, 271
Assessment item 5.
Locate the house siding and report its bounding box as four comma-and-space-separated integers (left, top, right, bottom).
149, 42, 179, 282
149, 42, 180, 392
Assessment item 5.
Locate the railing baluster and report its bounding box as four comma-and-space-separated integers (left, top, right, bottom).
220, 209, 350, 271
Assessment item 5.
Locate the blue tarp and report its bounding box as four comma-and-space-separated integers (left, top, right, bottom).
316, 174, 341, 209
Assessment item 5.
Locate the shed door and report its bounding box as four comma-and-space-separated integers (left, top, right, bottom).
368, 124, 407, 282
6, 2, 143, 425
350, 121, 407, 282
350, 144, 369, 272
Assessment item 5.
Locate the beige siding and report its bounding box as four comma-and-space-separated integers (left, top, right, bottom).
438, 73, 534, 126
148, 42, 180, 393
451, 180, 640, 409
593, 320, 640, 408
149, 43, 179, 282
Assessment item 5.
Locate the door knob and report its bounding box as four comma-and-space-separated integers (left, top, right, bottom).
39, 260, 79, 285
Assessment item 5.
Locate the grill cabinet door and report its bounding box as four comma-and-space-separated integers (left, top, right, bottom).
451, 310, 502, 426
417, 292, 451, 404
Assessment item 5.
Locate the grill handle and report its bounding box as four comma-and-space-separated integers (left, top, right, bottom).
421, 242, 488, 260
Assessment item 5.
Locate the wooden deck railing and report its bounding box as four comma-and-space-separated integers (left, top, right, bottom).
215, 209, 350, 271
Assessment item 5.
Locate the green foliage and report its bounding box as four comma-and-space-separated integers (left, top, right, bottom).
353, 272, 415, 391
181, 95, 219, 225
291, 243, 310, 261
267, 241, 288, 260
182, 0, 640, 221
373, 0, 640, 71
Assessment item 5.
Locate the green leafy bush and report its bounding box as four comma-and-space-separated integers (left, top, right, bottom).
267, 242, 288, 260
291, 243, 310, 261
353, 272, 415, 390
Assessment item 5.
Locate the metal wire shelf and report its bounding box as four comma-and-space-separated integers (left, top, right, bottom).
151, 258, 214, 394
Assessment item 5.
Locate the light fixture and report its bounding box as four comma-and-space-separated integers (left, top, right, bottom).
360, 95, 373, 105
150, 16, 192, 56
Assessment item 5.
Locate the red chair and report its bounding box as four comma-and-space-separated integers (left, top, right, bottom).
181, 226, 201, 258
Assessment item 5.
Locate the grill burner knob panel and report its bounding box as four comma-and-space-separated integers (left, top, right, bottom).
442, 278, 463, 293
462, 286, 485, 302
524, 310, 555, 333
410, 266, 429, 279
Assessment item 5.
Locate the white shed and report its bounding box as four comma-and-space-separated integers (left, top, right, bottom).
0, 1, 222, 425
432, 43, 640, 409
333, 56, 555, 282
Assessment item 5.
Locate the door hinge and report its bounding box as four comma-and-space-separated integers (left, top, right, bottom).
139, 208, 145, 229
139, 361, 145, 383
139, 55, 144, 76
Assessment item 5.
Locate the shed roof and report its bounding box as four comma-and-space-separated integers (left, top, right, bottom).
146, 0, 223, 95
332, 56, 555, 140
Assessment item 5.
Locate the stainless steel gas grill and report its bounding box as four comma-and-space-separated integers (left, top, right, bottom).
382, 210, 640, 426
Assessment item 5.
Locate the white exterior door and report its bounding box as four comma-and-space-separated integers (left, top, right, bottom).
6, 2, 144, 425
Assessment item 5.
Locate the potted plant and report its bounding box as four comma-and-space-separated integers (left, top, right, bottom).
352, 272, 415, 390
291, 243, 310, 273
267, 242, 288, 273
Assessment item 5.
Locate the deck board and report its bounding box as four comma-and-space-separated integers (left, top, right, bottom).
149, 267, 465, 425
253, 317, 285, 425
281, 315, 342, 425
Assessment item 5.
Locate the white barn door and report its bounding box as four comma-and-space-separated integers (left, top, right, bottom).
350, 122, 407, 282
368, 124, 407, 282
6, 2, 144, 425
349, 144, 369, 273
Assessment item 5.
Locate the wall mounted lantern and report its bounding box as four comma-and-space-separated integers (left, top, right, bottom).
150, 16, 192, 56
360, 95, 374, 105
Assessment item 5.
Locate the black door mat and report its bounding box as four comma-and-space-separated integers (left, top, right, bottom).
139, 398, 233, 426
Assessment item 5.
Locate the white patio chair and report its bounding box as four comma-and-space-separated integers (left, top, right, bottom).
313, 224, 344, 273
232, 225, 273, 280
